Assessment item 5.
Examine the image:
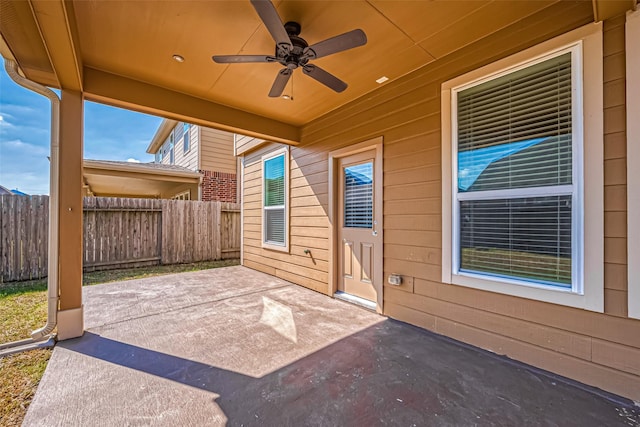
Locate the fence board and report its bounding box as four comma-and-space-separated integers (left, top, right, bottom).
0, 196, 240, 282
0, 195, 49, 282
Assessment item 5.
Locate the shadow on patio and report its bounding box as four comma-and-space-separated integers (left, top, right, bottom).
23, 266, 640, 426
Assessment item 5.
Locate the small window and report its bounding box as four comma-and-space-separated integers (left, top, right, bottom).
155, 152, 161, 163
172, 191, 190, 200
262, 149, 289, 250
183, 122, 190, 153
169, 141, 175, 165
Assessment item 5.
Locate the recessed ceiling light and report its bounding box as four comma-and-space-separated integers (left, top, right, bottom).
376, 76, 389, 84
172, 54, 185, 63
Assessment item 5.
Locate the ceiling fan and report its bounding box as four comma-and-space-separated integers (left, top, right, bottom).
212, 0, 367, 98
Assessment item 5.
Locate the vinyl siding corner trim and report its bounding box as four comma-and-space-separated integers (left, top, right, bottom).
626, 10, 640, 319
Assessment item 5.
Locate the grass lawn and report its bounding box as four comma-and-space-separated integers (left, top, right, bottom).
0, 259, 239, 426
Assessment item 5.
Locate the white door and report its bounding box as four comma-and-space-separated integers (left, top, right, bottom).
337, 150, 380, 302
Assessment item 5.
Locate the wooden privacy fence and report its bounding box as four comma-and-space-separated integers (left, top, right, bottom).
0, 195, 240, 283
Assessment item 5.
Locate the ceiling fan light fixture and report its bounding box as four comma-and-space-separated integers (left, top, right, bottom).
172, 54, 185, 63
282, 94, 292, 100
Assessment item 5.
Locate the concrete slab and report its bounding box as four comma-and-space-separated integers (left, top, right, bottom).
24, 266, 640, 426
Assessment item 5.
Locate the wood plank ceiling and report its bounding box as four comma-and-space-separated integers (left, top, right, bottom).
2, 0, 630, 132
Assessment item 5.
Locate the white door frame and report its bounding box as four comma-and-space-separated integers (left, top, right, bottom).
328, 136, 384, 313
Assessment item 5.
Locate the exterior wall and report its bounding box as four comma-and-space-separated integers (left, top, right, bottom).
200, 170, 237, 203
236, 135, 266, 156
241, 5, 640, 402
173, 123, 198, 170
200, 127, 236, 174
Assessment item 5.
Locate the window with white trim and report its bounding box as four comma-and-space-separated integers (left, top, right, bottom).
454, 49, 578, 289
183, 122, 190, 153
262, 148, 289, 250
442, 24, 603, 311
172, 190, 190, 200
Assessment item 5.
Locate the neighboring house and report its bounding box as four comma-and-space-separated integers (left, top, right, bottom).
82, 159, 201, 199
145, 119, 238, 202
0, 185, 29, 195
4, 0, 640, 404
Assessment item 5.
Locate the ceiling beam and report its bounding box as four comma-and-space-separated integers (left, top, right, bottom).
29, 0, 83, 91
82, 67, 301, 145
592, 0, 636, 21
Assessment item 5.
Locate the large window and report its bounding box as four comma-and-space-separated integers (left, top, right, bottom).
262, 148, 289, 250
455, 50, 576, 289
441, 24, 603, 311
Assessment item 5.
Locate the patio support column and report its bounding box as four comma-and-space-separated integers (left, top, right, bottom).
56, 89, 84, 340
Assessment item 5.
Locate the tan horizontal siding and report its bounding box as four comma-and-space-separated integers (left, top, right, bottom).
241, 3, 640, 402
200, 127, 236, 174
602, 16, 628, 319
172, 123, 198, 171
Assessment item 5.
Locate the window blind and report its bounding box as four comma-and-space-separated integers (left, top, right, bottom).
264, 154, 286, 245
457, 52, 572, 192
344, 162, 373, 228
455, 51, 575, 287
460, 196, 572, 286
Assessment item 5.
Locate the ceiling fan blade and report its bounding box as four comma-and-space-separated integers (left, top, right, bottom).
303, 65, 347, 93
250, 0, 292, 49
268, 68, 292, 97
303, 29, 367, 60
212, 55, 275, 64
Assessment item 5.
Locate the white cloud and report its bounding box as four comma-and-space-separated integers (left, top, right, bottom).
0, 114, 15, 129
1, 104, 36, 115
126, 158, 141, 163
1, 139, 48, 156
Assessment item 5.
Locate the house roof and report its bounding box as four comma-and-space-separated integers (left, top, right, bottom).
0, 185, 13, 195
83, 159, 201, 198
1, 0, 631, 145
83, 159, 201, 178
146, 119, 178, 155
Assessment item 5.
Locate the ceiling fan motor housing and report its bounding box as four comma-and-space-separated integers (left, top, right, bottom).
278, 21, 310, 69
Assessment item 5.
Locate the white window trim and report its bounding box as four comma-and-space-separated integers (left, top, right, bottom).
627, 10, 640, 319
261, 146, 290, 252
172, 190, 190, 201
441, 23, 603, 312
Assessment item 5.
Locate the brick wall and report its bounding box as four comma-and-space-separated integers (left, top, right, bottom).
200, 170, 237, 202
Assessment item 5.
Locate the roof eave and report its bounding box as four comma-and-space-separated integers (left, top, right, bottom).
145, 119, 178, 154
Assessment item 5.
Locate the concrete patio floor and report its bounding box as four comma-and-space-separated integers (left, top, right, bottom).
24, 266, 640, 426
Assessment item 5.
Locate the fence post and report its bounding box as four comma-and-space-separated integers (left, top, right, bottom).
215, 202, 222, 260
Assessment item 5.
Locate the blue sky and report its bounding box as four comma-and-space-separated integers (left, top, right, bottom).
0, 64, 162, 195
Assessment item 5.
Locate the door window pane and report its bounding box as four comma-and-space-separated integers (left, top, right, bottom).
344, 162, 373, 228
